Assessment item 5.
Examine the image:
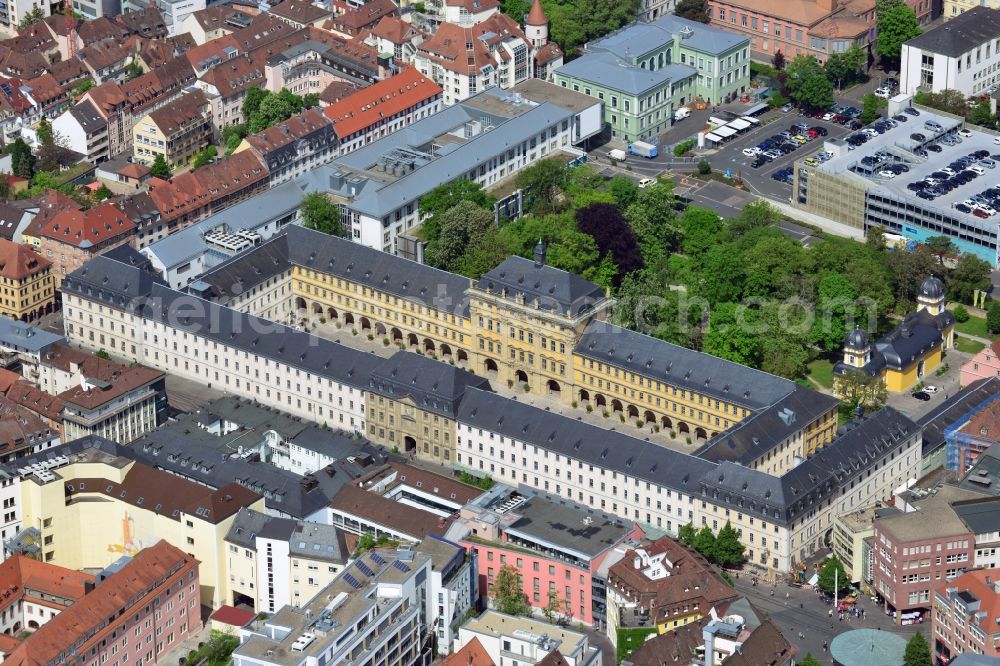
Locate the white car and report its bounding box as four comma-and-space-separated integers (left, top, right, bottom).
874, 87, 891, 98
638, 178, 657, 188
822, 112, 835, 121
978, 205, 997, 216
742, 147, 761, 157
941, 167, 957, 176
878, 170, 896, 178
924, 385, 939, 393
958, 128, 974, 138
994, 136, 1000, 145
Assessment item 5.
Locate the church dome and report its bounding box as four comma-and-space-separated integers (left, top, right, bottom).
845, 327, 869, 349
919, 276, 945, 299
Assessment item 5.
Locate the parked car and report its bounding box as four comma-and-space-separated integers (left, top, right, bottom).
878, 170, 896, 178
874, 87, 892, 98
893, 114, 909, 123
781, 103, 794, 112
742, 147, 760, 157
905, 107, 920, 116
910, 133, 926, 142
925, 120, 944, 131
924, 385, 940, 393
927, 144, 942, 152
959, 128, 974, 138
638, 178, 657, 188
912, 391, 931, 401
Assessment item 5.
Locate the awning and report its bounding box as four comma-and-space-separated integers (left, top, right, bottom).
704, 132, 724, 143
740, 115, 761, 124
728, 118, 751, 131
714, 126, 737, 138
808, 573, 819, 586
744, 101, 770, 116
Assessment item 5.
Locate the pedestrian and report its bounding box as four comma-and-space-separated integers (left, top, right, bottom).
823, 641, 828, 652
829, 609, 833, 618
770, 588, 774, 596
798, 632, 804, 640
786, 592, 790, 600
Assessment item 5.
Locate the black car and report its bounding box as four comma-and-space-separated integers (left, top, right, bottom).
905, 107, 920, 116
848, 120, 863, 130
893, 114, 909, 122
916, 190, 936, 199
955, 203, 973, 213
927, 144, 943, 152
751, 156, 766, 168
975, 150, 991, 159
911, 133, 926, 141
912, 391, 931, 401
811, 126, 828, 136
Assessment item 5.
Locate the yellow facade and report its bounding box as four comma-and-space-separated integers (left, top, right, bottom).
19, 459, 266, 607
657, 612, 702, 632
133, 102, 213, 168
885, 346, 943, 393
367, 393, 455, 464
0, 258, 54, 322
943, 0, 983, 19
288, 250, 837, 465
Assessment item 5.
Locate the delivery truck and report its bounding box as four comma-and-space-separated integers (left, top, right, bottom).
628, 141, 658, 158
607, 148, 627, 161
674, 107, 690, 121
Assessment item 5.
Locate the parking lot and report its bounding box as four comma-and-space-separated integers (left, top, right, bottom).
707, 109, 857, 199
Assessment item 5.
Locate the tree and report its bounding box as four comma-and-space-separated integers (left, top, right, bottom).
242, 87, 268, 121
419, 180, 494, 220
9, 139, 34, 179
674, 0, 709, 22
813, 272, 860, 353
222, 124, 248, 153
493, 565, 530, 616
94, 184, 112, 201
303, 92, 320, 109
785, 55, 825, 98
424, 201, 495, 272
150, 155, 171, 179
772, 50, 785, 71
794, 72, 834, 110
18, 5, 44, 27
876, 0, 904, 15
457, 227, 511, 279
969, 99, 996, 128
877, 5, 922, 64
125, 61, 143, 81
860, 92, 881, 125
192, 145, 217, 170
953, 304, 970, 322
516, 158, 569, 214
914, 89, 968, 117
35, 117, 70, 172
713, 521, 745, 567
300, 192, 342, 236
904, 632, 931, 666
703, 303, 761, 366
71, 79, 94, 98
678, 522, 697, 546
543, 591, 563, 623
988, 301, 1000, 334
576, 202, 643, 285
693, 526, 716, 559
838, 368, 888, 416
924, 235, 957, 266
798, 655, 823, 666
950, 254, 992, 304
817, 555, 851, 595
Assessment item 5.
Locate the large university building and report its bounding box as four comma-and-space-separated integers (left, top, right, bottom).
57, 226, 920, 575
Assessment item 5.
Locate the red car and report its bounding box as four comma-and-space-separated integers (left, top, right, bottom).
806, 129, 820, 138
974, 208, 990, 218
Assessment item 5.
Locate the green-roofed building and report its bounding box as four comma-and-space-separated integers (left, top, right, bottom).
555, 15, 750, 142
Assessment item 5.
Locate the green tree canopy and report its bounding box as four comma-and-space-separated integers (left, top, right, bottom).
150, 155, 171, 179
860, 92, 881, 125
903, 632, 931, 666
925, 235, 957, 266
424, 200, 495, 272
713, 521, 746, 567
10, 139, 34, 179
19, 5, 44, 27
678, 522, 697, 546
798, 655, 823, 666
301, 192, 342, 236
817, 555, 851, 595
674, 0, 709, 22
692, 526, 717, 559
493, 565, 530, 616
877, 5, 922, 63
516, 158, 570, 214
988, 301, 1000, 334
192, 145, 217, 170
949, 254, 992, 304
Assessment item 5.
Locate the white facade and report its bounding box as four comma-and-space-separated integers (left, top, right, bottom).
456, 611, 601, 666
440, 1, 498, 24
158, 0, 207, 35
61, 292, 367, 434
255, 536, 290, 614
51, 110, 90, 161
901, 37, 1000, 96
0, 473, 20, 559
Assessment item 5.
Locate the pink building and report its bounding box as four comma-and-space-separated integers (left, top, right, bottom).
932, 569, 1000, 664
705, 0, 930, 62
4, 540, 201, 665
872, 486, 976, 624
459, 491, 643, 628
961, 341, 1000, 386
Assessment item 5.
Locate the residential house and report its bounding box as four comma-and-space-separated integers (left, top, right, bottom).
440, 0, 500, 25
901, 7, 1000, 96
52, 99, 110, 164
36, 203, 136, 280
0, 555, 93, 634
455, 611, 602, 666
932, 569, 1000, 663
194, 54, 265, 129
0, 239, 54, 322
179, 6, 259, 45
79, 41, 132, 84
268, 0, 331, 28
416, 536, 477, 655
94, 157, 152, 193
3, 541, 201, 664
132, 88, 212, 167
327, 0, 398, 38
365, 16, 426, 62
262, 37, 385, 102
321, 67, 442, 154
235, 107, 336, 184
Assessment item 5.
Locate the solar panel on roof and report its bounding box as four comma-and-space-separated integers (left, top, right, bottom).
370, 552, 385, 565
392, 560, 410, 573
343, 573, 362, 589
356, 561, 374, 577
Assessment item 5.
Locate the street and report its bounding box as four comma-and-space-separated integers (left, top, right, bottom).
732, 576, 928, 664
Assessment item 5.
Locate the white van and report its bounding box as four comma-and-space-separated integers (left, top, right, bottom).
607, 148, 627, 161
674, 107, 690, 121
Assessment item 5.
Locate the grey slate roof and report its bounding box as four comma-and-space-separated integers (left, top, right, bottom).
699, 408, 919, 525
456, 387, 717, 496
477, 255, 607, 318
0, 317, 63, 353
834, 307, 954, 377
556, 53, 696, 95
952, 496, 1000, 535
575, 320, 796, 411
958, 442, 1000, 497
315, 88, 574, 219
226, 507, 275, 549
63, 253, 383, 392
143, 179, 305, 271
904, 6, 1000, 58
918, 377, 1000, 456
368, 352, 491, 418
695, 385, 839, 465
194, 231, 291, 303
226, 507, 349, 563
69, 100, 106, 135
284, 225, 473, 317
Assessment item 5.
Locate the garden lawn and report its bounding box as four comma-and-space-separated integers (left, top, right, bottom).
955, 315, 997, 341
955, 335, 986, 355
806, 358, 835, 388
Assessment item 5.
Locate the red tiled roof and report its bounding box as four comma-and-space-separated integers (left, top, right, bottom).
417, 14, 527, 75
0, 368, 19, 393
5, 379, 64, 423
6, 541, 197, 666
38, 203, 136, 248
323, 67, 440, 137
145, 89, 208, 136
369, 15, 421, 43
268, 0, 331, 24
0, 239, 50, 280
331, 0, 398, 34
117, 162, 151, 179
526, 0, 547, 25
210, 605, 256, 627
0, 555, 93, 610
442, 638, 494, 666
246, 107, 331, 153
